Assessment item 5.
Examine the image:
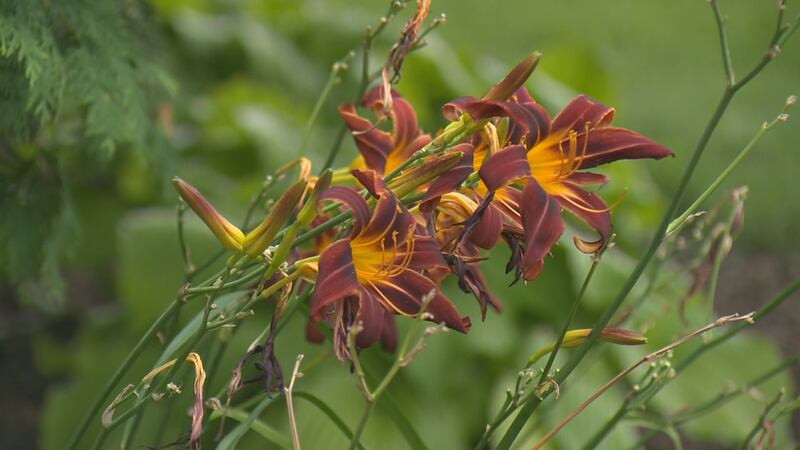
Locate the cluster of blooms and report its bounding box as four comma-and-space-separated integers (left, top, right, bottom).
174, 54, 671, 362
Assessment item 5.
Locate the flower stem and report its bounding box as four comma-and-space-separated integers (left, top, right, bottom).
667, 110, 789, 236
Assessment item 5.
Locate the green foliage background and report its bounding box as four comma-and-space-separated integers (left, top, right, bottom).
1, 0, 797, 449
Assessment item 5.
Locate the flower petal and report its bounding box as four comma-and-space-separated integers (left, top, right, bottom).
478, 144, 531, 192
371, 270, 469, 333
551, 95, 615, 134
442, 96, 509, 121
521, 179, 565, 281
573, 127, 673, 170
555, 179, 612, 252
404, 234, 448, 271
310, 239, 360, 320
503, 97, 551, 148
319, 186, 371, 236
355, 290, 386, 349
339, 104, 393, 172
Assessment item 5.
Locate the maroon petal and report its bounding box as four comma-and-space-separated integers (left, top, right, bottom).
467, 200, 503, 249
551, 95, 615, 134
371, 270, 469, 333
404, 234, 448, 271
310, 239, 360, 320
442, 96, 509, 121
504, 100, 551, 148
574, 127, 674, 170
521, 179, 565, 281
319, 186, 370, 236
355, 289, 386, 350
357, 189, 415, 247
339, 104, 393, 172
565, 171, 608, 186
379, 310, 398, 353
478, 144, 531, 192
555, 183, 612, 253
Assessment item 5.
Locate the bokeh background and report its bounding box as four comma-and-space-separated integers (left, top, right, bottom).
1, 0, 798, 449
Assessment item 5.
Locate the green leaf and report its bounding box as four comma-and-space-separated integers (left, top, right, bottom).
215, 396, 288, 450
293, 391, 367, 450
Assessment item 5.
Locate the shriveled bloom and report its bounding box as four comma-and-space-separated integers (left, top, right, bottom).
339, 87, 431, 176
445, 88, 673, 280
310, 169, 469, 360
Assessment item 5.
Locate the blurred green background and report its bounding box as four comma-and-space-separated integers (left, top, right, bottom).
1, 0, 798, 449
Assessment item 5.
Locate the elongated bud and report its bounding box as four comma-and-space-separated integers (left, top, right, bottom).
297, 169, 333, 226
172, 177, 245, 252
528, 327, 646, 365
482, 51, 541, 101
243, 179, 307, 256
388, 151, 464, 198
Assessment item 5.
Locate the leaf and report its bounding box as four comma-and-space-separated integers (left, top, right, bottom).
214, 396, 288, 450
293, 391, 367, 450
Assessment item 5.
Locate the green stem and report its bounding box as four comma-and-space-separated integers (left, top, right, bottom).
65, 298, 183, 450
302, 60, 348, 155
667, 115, 785, 236
737, 390, 784, 450
674, 275, 800, 373
580, 402, 629, 450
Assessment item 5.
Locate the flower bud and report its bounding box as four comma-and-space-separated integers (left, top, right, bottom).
243, 179, 307, 256
297, 169, 332, 226
172, 177, 245, 252
482, 51, 541, 101
387, 151, 464, 198
528, 327, 647, 365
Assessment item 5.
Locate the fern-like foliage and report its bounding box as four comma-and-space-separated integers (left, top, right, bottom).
0, 0, 174, 310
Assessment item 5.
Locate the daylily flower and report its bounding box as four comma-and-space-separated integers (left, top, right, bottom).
310, 170, 469, 360
339, 87, 431, 176
445, 88, 673, 281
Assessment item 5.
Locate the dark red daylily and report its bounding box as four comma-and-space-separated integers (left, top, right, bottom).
445, 88, 673, 281
310, 169, 469, 360
339, 87, 432, 176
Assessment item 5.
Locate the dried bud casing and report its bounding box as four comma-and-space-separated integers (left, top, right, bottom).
243, 179, 307, 256
482, 51, 541, 101
172, 177, 245, 252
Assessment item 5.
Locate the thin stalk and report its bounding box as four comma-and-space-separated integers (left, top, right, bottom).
323, 0, 407, 169
474, 252, 604, 449
667, 112, 788, 236
582, 279, 800, 449
737, 389, 784, 450
531, 313, 754, 450
302, 58, 351, 155
347, 293, 438, 450
710, 0, 735, 86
